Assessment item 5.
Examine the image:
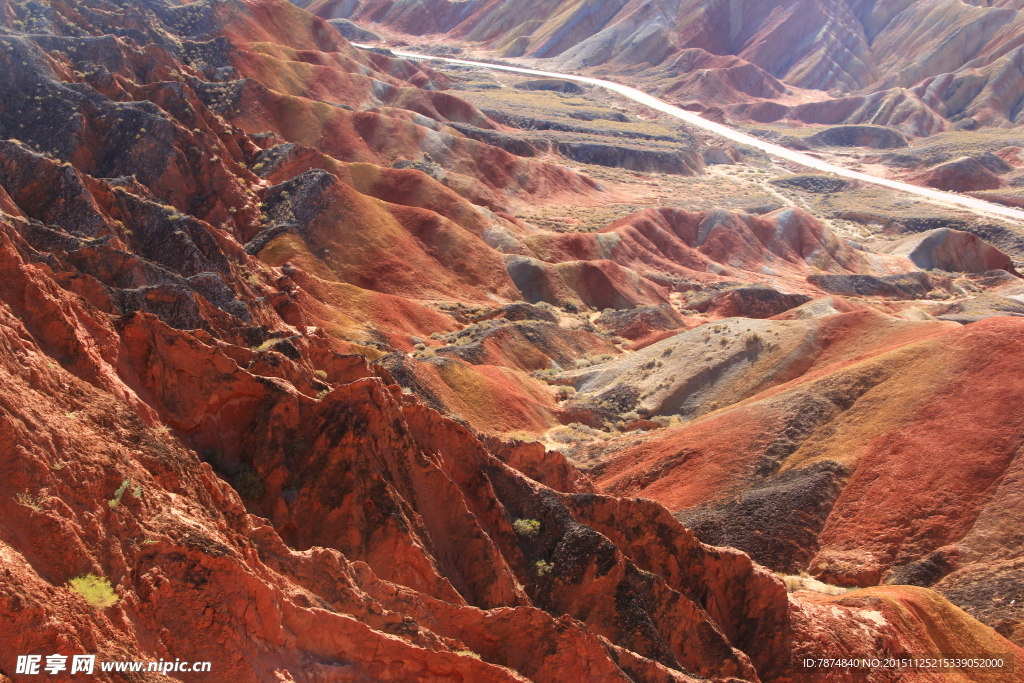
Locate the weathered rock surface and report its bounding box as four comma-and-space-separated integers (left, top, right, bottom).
933, 292, 1024, 324
560, 309, 953, 424
2, 0, 1024, 679
595, 304, 690, 349
577, 312, 1024, 648
328, 17, 381, 42
557, 141, 704, 175
506, 206, 922, 313
879, 228, 1020, 274
908, 156, 1005, 192
11, 220, 1004, 679
689, 286, 813, 318
808, 271, 942, 299
769, 174, 853, 194
433, 318, 617, 372
513, 78, 585, 94
805, 125, 908, 149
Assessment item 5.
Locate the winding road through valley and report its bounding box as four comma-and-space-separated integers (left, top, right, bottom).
355, 44, 1024, 225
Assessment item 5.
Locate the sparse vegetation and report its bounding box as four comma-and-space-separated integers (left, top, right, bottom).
15, 492, 43, 511
412, 345, 436, 358
512, 518, 541, 538
554, 386, 576, 401
782, 574, 852, 596
575, 353, 614, 369
508, 431, 533, 442
68, 574, 119, 608
108, 479, 131, 508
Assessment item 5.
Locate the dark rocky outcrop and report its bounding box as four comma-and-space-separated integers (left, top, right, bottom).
514, 78, 585, 94
769, 174, 851, 193
807, 271, 938, 299
806, 125, 908, 149
683, 285, 812, 318
678, 460, 848, 574
557, 141, 703, 175
327, 17, 381, 42
596, 304, 686, 342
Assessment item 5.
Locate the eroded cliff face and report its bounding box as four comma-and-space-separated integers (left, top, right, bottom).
1, 0, 1022, 681
3, 250, 1020, 682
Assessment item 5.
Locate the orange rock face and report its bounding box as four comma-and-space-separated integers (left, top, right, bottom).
2, 0, 1023, 681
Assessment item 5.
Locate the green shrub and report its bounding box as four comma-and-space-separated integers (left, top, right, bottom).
313, 370, 328, 380
68, 574, 119, 608
108, 479, 130, 508
513, 518, 541, 538
534, 560, 553, 577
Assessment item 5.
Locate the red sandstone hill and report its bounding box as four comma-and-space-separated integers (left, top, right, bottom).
316, 0, 1024, 134
2, 0, 1024, 681
576, 311, 1024, 647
